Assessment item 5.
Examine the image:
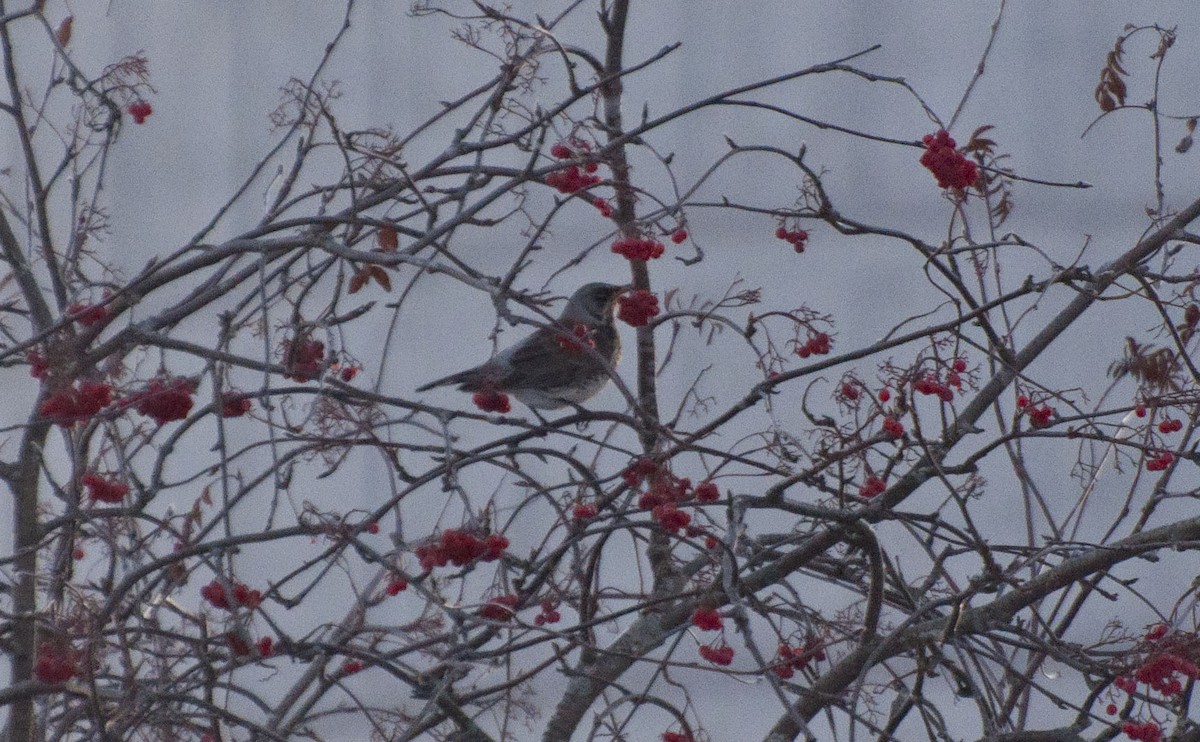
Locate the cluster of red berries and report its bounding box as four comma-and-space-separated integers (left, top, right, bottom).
920, 130, 979, 190
67, 301, 109, 327
556, 323, 596, 354
479, 594, 519, 621
415, 529, 508, 571
671, 229, 688, 243
611, 237, 666, 261
1121, 721, 1162, 742
1157, 418, 1183, 433
127, 100, 153, 124
1026, 404, 1054, 429
227, 633, 275, 659
221, 392, 252, 418
771, 638, 825, 679
128, 376, 196, 424
1126, 651, 1198, 695
690, 607, 723, 631
913, 374, 956, 402
40, 381, 114, 426
624, 461, 721, 534
617, 289, 660, 327
859, 476, 886, 499
652, 502, 691, 533
775, 225, 809, 252
472, 389, 512, 414
200, 579, 263, 611
83, 472, 129, 503
694, 481, 720, 503
698, 643, 734, 665
622, 457, 660, 487
635, 472, 690, 510
1146, 451, 1174, 471
533, 600, 561, 626
572, 501, 599, 520
795, 332, 831, 358
545, 140, 602, 194
1109, 625, 1200, 739
882, 417, 905, 439
285, 337, 326, 382
35, 642, 79, 683
27, 350, 49, 379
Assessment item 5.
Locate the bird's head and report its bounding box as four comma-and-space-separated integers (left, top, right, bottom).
560, 282, 629, 324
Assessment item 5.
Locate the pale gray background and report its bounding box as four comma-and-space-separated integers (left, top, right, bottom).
6, 1, 1200, 739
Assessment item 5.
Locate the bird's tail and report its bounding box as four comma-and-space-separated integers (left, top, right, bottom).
414, 369, 477, 393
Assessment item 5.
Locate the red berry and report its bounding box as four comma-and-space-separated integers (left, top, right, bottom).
698, 643, 734, 665
882, 417, 904, 439
128, 100, 153, 124
67, 301, 108, 326
573, 502, 598, 520
878, 388, 891, 402
83, 472, 129, 503
550, 142, 572, 159
479, 594, 519, 621
694, 481, 720, 503
472, 390, 511, 414
671, 229, 688, 244
386, 578, 408, 596
1135, 404, 1147, 418
220, 392, 252, 418
859, 476, 886, 498
690, 608, 723, 631
340, 659, 364, 675
481, 533, 509, 561
952, 358, 967, 372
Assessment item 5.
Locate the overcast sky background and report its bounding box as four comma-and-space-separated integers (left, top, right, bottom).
7, 1, 1200, 739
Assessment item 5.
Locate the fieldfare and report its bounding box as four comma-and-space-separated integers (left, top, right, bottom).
416, 282, 627, 409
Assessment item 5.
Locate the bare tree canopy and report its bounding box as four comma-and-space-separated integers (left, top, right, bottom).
1, 2, 1198, 741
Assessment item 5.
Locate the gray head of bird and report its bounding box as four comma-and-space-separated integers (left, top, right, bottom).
559, 282, 629, 324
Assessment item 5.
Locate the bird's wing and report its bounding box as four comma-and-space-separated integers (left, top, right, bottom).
496, 329, 593, 391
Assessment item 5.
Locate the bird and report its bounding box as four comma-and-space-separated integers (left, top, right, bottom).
415, 282, 628, 410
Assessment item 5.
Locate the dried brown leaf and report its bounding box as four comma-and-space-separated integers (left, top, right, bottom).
56, 16, 73, 47
377, 226, 398, 252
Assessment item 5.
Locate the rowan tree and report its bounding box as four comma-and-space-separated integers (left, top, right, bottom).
1, 3, 1199, 742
